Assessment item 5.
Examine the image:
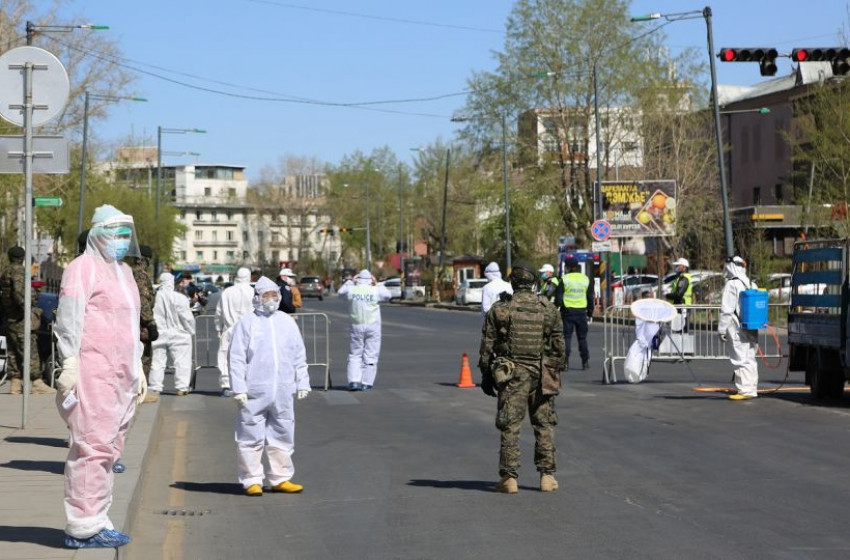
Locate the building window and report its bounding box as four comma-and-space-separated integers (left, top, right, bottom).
226, 211, 232, 220
753, 186, 761, 205
242, 251, 249, 260
272, 250, 280, 262
271, 231, 280, 243
774, 183, 784, 204
226, 251, 235, 260
211, 211, 217, 221
213, 250, 218, 261
195, 251, 203, 261
258, 231, 264, 244
204, 187, 211, 197
212, 230, 218, 241
242, 231, 248, 242
226, 230, 234, 241
195, 210, 202, 220
180, 251, 186, 260
228, 188, 236, 197
195, 230, 203, 241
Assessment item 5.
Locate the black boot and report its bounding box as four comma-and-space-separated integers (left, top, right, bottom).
582, 360, 589, 370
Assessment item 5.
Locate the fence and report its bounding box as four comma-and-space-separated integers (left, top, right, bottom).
602, 303, 786, 384
193, 312, 332, 391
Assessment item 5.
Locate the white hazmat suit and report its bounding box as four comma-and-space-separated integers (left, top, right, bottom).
718, 257, 759, 398
229, 277, 311, 490
215, 267, 254, 391
338, 270, 391, 390
54, 205, 142, 546
481, 262, 513, 315
149, 273, 196, 394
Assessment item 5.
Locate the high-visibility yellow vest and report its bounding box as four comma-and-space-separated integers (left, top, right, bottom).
674, 273, 693, 305
562, 272, 589, 309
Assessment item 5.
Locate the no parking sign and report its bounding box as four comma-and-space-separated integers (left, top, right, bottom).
590, 219, 611, 242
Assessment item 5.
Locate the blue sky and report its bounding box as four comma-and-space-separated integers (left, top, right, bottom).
51, 0, 849, 181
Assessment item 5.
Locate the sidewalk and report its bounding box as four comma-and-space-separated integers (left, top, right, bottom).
0, 387, 160, 559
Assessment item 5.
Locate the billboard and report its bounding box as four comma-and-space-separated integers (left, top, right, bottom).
598, 180, 677, 237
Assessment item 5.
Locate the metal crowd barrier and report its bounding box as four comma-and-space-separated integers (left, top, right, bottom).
602, 303, 786, 384
193, 312, 332, 391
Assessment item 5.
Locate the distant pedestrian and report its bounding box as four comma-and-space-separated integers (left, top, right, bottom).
229, 277, 311, 496
481, 262, 513, 315
148, 273, 195, 397
538, 263, 559, 303
719, 256, 760, 400
215, 267, 254, 396
557, 254, 593, 370
338, 270, 392, 391
276, 268, 298, 314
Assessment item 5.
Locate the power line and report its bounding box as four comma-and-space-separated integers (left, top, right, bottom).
244, 0, 504, 34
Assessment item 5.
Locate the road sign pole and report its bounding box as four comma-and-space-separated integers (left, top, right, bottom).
22, 62, 34, 428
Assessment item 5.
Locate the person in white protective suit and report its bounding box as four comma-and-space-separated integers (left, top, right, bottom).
229, 277, 311, 496
149, 273, 196, 396
215, 267, 254, 396
718, 256, 760, 400
338, 270, 392, 391
481, 261, 513, 316
54, 205, 146, 549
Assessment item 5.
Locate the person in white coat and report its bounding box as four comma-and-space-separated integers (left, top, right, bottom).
718, 256, 760, 400
215, 267, 254, 396
481, 261, 513, 315
149, 273, 196, 396
338, 269, 392, 391
229, 276, 311, 496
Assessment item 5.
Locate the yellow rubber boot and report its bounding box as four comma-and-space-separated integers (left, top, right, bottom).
245, 484, 263, 496
540, 474, 559, 492
495, 476, 518, 494
271, 480, 303, 493
728, 393, 755, 401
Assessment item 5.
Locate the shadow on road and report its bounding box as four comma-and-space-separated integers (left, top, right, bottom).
171, 481, 245, 495
407, 479, 497, 492
0, 525, 66, 547
0, 460, 64, 474
4, 436, 68, 448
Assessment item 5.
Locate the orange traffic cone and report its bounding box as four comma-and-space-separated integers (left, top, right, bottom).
457, 353, 475, 388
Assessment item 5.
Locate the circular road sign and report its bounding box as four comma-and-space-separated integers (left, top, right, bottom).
591, 219, 611, 242
0, 46, 70, 127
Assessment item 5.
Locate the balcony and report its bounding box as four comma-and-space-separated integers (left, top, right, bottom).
192, 240, 238, 247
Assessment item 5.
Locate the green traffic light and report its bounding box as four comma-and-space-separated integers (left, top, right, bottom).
759, 108, 771, 114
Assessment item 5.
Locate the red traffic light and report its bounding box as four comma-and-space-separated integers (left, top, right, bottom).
791, 47, 850, 75
719, 47, 778, 76
720, 48, 738, 62
791, 48, 808, 62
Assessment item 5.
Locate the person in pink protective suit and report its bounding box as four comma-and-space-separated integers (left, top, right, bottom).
229, 276, 311, 497
337, 269, 392, 391
54, 204, 146, 549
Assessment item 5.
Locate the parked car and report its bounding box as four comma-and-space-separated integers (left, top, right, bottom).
298, 276, 325, 300
380, 277, 402, 300
767, 272, 825, 303
689, 274, 726, 304
612, 274, 658, 303
659, 270, 720, 298
456, 278, 488, 306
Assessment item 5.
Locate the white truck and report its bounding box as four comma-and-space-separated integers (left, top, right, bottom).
787, 238, 847, 399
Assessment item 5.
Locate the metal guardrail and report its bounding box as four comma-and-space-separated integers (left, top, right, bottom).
193, 312, 332, 391
602, 303, 786, 384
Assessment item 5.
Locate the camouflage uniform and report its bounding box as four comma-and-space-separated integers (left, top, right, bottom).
132, 254, 157, 380
0, 257, 42, 381
478, 266, 564, 480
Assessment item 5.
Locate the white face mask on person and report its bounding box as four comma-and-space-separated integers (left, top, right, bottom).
261, 298, 279, 313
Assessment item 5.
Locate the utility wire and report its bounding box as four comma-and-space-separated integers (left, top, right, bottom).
244, 0, 503, 34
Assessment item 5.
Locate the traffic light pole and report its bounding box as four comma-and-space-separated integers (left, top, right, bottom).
704, 6, 735, 259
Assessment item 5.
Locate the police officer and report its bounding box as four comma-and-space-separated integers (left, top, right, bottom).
538, 263, 559, 303
665, 257, 692, 332
0, 246, 52, 394
558, 254, 593, 370
478, 260, 565, 494
130, 245, 159, 402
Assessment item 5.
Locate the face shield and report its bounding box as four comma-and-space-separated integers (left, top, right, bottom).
87, 212, 141, 262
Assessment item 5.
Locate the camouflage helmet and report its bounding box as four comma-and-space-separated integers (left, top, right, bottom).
509, 260, 537, 289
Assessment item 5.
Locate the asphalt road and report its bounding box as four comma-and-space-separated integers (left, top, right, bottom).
125, 297, 850, 560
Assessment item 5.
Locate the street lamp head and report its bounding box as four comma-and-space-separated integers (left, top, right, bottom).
630, 13, 661, 22
81, 24, 109, 30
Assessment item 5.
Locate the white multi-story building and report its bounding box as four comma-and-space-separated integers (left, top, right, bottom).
100, 148, 340, 281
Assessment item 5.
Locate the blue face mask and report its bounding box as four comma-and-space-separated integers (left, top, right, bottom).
105, 239, 131, 260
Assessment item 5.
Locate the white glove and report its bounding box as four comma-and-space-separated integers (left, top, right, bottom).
56, 356, 79, 397
233, 393, 248, 407
297, 390, 310, 400
718, 332, 728, 343
136, 367, 148, 406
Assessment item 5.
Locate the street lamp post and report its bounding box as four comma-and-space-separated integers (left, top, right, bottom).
26, 21, 108, 46
632, 7, 734, 258
78, 92, 147, 235
451, 114, 511, 269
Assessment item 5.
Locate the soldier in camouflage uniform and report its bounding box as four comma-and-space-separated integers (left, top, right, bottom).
1, 246, 53, 394
478, 260, 564, 493
131, 245, 159, 403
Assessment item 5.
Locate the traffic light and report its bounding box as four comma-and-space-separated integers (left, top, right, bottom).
719, 48, 778, 76
791, 47, 850, 75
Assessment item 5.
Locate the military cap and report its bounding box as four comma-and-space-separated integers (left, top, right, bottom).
139, 245, 153, 258
7, 246, 24, 260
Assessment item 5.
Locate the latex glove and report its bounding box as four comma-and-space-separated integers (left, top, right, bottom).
233, 393, 248, 407
480, 375, 497, 398
136, 370, 148, 406
56, 356, 79, 397
297, 390, 310, 400
719, 332, 728, 343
